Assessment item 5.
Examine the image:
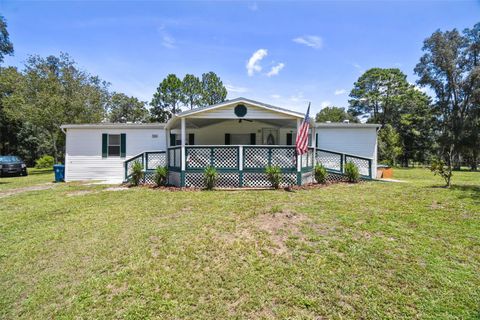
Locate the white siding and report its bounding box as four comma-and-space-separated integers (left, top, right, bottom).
65, 128, 166, 182
316, 127, 378, 173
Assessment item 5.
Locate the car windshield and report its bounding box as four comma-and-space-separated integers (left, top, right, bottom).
0, 156, 22, 163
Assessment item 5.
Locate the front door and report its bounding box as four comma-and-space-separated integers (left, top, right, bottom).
262, 128, 279, 145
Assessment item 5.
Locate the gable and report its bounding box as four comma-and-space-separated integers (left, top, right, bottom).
189, 103, 296, 120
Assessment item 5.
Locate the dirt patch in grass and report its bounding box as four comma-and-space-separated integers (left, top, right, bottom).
252, 210, 307, 254
0, 183, 56, 198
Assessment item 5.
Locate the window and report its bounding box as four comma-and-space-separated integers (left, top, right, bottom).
108, 134, 121, 156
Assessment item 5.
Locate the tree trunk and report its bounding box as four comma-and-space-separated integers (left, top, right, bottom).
471, 149, 478, 171
51, 132, 58, 164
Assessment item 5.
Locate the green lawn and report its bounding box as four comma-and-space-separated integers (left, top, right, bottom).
0, 168, 479, 319
0, 168, 54, 191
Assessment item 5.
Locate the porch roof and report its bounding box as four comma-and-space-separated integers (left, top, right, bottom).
165, 97, 307, 130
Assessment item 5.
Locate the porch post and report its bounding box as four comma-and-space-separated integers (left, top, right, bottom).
311, 124, 316, 166
296, 118, 302, 185
181, 117, 186, 187
239, 145, 243, 187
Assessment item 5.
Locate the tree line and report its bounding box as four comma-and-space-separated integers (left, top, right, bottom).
316, 23, 480, 175
0, 16, 227, 164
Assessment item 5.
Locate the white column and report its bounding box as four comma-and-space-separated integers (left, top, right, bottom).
181, 117, 186, 171
296, 118, 301, 173
311, 124, 316, 166
239, 145, 243, 170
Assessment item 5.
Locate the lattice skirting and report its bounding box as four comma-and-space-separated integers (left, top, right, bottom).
144, 171, 155, 185
243, 172, 297, 188
185, 172, 241, 188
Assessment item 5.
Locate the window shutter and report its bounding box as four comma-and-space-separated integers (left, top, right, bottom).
120, 133, 126, 158
286, 133, 292, 145
188, 133, 195, 145
225, 133, 231, 145
170, 133, 176, 146
250, 133, 256, 145
102, 133, 108, 158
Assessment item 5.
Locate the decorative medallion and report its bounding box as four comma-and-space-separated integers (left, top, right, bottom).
234, 104, 247, 117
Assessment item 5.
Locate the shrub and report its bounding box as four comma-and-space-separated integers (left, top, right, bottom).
153, 166, 168, 187
265, 165, 282, 189
129, 161, 144, 186
35, 155, 54, 169
430, 157, 453, 187
314, 164, 328, 184
345, 162, 360, 183
204, 166, 218, 190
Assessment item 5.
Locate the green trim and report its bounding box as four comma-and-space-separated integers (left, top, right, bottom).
296, 172, 301, 185
102, 133, 108, 158
120, 133, 126, 158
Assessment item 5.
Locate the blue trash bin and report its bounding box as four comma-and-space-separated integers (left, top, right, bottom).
53, 164, 65, 182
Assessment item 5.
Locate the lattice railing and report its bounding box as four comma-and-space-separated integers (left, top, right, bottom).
185, 146, 239, 170
316, 148, 372, 178
346, 155, 371, 177
243, 146, 296, 170
124, 153, 144, 181
124, 151, 167, 182
145, 151, 167, 170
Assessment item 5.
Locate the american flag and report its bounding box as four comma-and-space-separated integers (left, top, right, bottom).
295, 103, 311, 155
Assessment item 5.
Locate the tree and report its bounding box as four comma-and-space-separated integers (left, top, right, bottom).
200, 72, 227, 106
4, 53, 109, 162
348, 68, 409, 125
315, 106, 358, 123
150, 74, 183, 122
108, 92, 148, 123
396, 88, 438, 166
0, 16, 14, 64
181, 74, 202, 109
378, 124, 403, 166
414, 24, 480, 170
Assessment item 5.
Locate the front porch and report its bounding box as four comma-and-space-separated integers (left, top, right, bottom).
123, 98, 374, 187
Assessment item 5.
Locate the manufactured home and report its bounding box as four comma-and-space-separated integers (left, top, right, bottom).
61, 97, 380, 187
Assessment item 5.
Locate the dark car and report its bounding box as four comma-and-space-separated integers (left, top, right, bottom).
0, 156, 28, 177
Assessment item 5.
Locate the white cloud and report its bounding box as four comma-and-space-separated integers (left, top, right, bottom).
246, 49, 268, 76
248, 2, 258, 11
320, 101, 331, 109
271, 94, 281, 99
266, 62, 285, 77
225, 84, 249, 93
161, 34, 176, 49
293, 35, 323, 49
334, 89, 346, 95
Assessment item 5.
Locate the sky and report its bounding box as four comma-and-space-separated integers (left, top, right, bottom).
1, 0, 479, 114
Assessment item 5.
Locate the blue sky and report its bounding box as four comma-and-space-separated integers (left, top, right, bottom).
1, 0, 479, 114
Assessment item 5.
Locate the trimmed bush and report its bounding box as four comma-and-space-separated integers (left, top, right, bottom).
265, 165, 282, 189
35, 155, 54, 169
345, 162, 360, 183
204, 166, 218, 190
154, 166, 168, 187
129, 161, 144, 186
314, 164, 328, 184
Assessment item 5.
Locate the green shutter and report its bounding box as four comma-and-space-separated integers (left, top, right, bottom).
250, 133, 256, 145
120, 133, 126, 158
102, 133, 108, 158
225, 133, 231, 145
170, 133, 176, 146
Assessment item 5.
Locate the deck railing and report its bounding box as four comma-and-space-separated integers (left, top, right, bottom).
315, 148, 372, 178
124, 151, 167, 181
